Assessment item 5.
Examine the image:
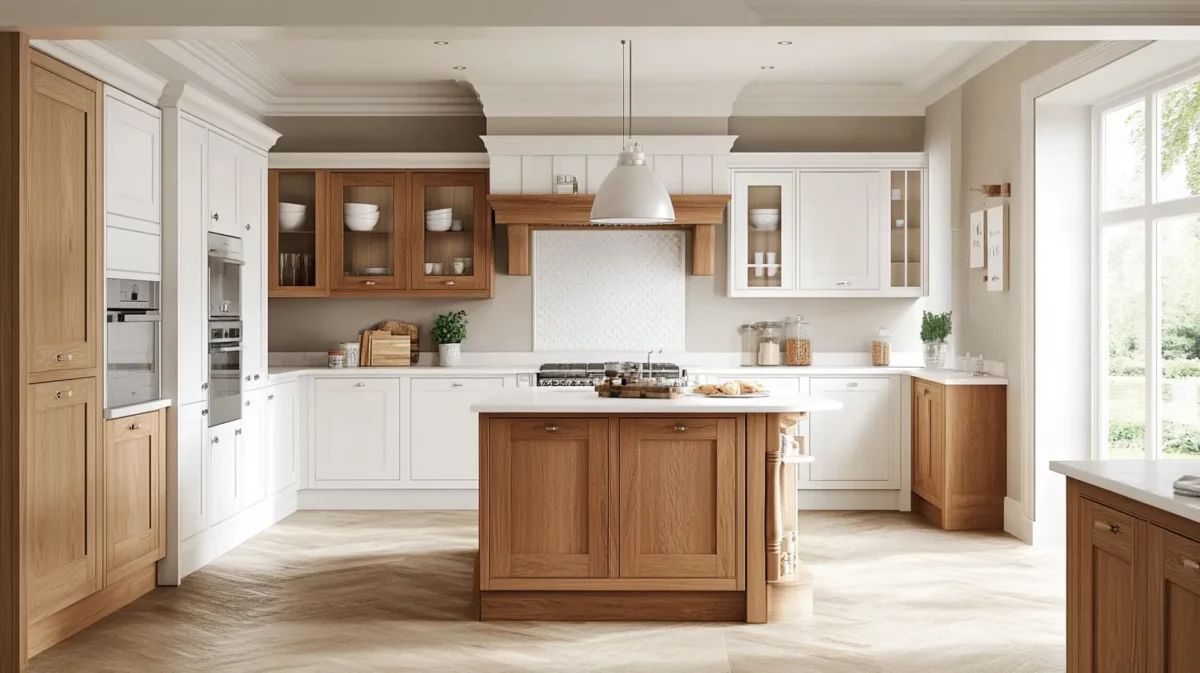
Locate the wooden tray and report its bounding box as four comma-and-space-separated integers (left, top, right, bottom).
377, 320, 420, 365
596, 382, 686, 399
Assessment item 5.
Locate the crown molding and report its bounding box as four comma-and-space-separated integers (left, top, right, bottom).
726, 151, 927, 169
31, 39, 168, 105
159, 82, 281, 150
475, 84, 745, 119
149, 40, 282, 113
917, 41, 1026, 106
264, 83, 483, 117
481, 135, 738, 156
747, 0, 1200, 24
732, 83, 927, 117
269, 152, 489, 169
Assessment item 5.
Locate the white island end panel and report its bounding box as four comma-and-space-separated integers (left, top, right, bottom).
533, 230, 685, 352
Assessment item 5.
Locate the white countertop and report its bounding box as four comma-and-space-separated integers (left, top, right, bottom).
104, 398, 173, 420
268, 365, 536, 381
471, 389, 843, 414
691, 365, 921, 377
909, 369, 1009, 386
1051, 460, 1200, 525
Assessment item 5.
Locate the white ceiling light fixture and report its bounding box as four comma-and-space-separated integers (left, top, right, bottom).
590, 39, 675, 226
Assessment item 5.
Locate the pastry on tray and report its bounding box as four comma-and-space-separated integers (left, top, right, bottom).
692, 380, 766, 396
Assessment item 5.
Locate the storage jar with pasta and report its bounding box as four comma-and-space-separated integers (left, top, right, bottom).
785, 315, 812, 366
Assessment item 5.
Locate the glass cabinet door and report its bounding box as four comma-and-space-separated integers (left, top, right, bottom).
731, 171, 796, 292
888, 170, 924, 291
269, 170, 328, 296
410, 172, 489, 292
330, 172, 406, 291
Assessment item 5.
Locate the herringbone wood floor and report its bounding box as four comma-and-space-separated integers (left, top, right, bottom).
29, 511, 1065, 672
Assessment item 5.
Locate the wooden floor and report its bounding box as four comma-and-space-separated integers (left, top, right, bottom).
29, 511, 1066, 672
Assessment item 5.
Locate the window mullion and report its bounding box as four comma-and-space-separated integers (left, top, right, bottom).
1145, 92, 1161, 460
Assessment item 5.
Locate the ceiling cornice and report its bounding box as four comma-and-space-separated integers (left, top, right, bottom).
746, 0, 1200, 24
474, 84, 746, 118
732, 83, 928, 117
31, 39, 167, 105
149, 39, 283, 113
917, 41, 1026, 105
159, 82, 282, 150
265, 83, 482, 117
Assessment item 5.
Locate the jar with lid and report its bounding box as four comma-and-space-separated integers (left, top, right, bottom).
740, 323, 760, 366
327, 349, 346, 369
757, 321, 784, 366
785, 316, 812, 366
871, 327, 891, 367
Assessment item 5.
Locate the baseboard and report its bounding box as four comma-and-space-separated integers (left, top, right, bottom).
1003, 497, 1034, 544
178, 487, 298, 579
298, 489, 478, 510
29, 564, 157, 659
795, 489, 904, 511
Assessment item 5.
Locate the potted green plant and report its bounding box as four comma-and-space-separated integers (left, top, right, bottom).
920, 310, 952, 369
432, 310, 468, 367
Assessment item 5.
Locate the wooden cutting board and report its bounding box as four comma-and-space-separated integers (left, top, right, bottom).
369, 334, 411, 367
377, 320, 420, 365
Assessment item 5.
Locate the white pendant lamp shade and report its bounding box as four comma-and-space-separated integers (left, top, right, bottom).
590, 144, 676, 225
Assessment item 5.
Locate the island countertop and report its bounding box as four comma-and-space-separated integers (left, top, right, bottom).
471, 389, 843, 414
1051, 459, 1200, 525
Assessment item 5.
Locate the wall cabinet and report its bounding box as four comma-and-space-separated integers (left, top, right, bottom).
408, 377, 506, 484
312, 378, 401, 484
206, 130, 241, 239
798, 172, 881, 291
268, 168, 492, 298
910, 379, 1006, 530
103, 411, 165, 586
104, 87, 161, 226
800, 377, 898, 488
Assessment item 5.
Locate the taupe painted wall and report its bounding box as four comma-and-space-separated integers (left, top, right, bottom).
266, 116, 487, 153
730, 116, 926, 152
486, 117, 729, 135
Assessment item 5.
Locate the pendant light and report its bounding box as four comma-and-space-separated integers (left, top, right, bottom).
590, 40, 675, 225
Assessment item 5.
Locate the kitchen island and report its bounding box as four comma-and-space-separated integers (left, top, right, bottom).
471, 389, 842, 623
1050, 460, 1200, 672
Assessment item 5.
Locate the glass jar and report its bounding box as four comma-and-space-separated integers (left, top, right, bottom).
784, 316, 812, 366
327, 349, 346, 369
757, 321, 783, 366
871, 327, 891, 367
740, 323, 760, 366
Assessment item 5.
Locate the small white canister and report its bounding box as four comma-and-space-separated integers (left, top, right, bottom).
341, 341, 361, 368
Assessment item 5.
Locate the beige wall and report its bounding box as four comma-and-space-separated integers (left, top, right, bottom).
486, 117, 729, 135
730, 116, 925, 152
267, 116, 487, 153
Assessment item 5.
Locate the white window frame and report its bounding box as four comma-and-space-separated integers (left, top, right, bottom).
1093, 62, 1200, 460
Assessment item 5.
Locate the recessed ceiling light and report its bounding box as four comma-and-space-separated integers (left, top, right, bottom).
433, 40, 449, 45
453, 65, 467, 70
777, 40, 792, 45
761, 65, 775, 70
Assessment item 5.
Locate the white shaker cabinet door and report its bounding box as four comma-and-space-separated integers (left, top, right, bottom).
238, 147, 267, 387
237, 390, 266, 509
104, 88, 161, 225
174, 118, 209, 406
206, 130, 241, 238
798, 172, 882, 291
176, 400, 209, 542
208, 421, 241, 527
407, 377, 506, 484
265, 381, 298, 495
803, 377, 897, 488
313, 378, 401, 484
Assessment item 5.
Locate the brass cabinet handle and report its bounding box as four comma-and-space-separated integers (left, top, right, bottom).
55, 352, 73, 363
674, 423, 688, 432
544, 423, 558, 432
55, 390, 73, 400
1093, 520, 1121, 534
443, 281, 456, 286
365, 281, 377, 286
923, 388, 930, 396
1184, 558, 1199, 572
129, 423, 143, 430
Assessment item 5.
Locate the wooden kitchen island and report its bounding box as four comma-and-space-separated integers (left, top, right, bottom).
472, 389, 841, 623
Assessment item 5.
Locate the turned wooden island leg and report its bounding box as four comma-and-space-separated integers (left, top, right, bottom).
747, 413, 768, 623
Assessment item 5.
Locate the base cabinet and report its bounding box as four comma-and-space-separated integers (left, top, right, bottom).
266, 381, 298, 494
103, 411, 166, 586
1147, 527, 1200, 671
312, 378, 401, 484
409, 377, 506, 484
208, 422, 241, 527
800, 377, 898, 488
176, 401, 209, 541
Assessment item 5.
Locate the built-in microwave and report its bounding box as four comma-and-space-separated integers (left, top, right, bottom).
105, 278, 162, 409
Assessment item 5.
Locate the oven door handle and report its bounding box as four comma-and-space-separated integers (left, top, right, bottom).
107, 312, 162, 323
209, 344, 242, 353
208, 250, 246, 266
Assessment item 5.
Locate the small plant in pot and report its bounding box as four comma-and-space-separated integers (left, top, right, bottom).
433, 310, 468, 368
920, 310, 952, 369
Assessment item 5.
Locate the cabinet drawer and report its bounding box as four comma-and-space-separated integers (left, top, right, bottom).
913, 379, 943, 400
413, 377, 504, 392
1086, 499, 1138, 559
619, 417, 730, 440
1162, 529, 1200, 593
506, 418, 594, 440
108, 410, 159, 443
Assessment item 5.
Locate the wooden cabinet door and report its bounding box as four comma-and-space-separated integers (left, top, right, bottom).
806, 377, 896, 486
488, 418, 608, 579
265, 382, 298, 495
912, 380, 944, 504
103, 410, 165, 585
1147, 527, 1200, 672
409, 171, 490, 293
798, 171, 881, 291
312, 378, 401, 484
206, 130, 241, 238
27, 55, 100, 378
27, 377, 100, 621
409, 377, 505, 484
330, 172, 406, 292
269, 169, 330, 297
1070, 498, 1146, 673
618, 418, 741, 580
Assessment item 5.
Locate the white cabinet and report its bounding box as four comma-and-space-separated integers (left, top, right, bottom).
800, 377, 899, 488
104, 87, 161, 226
716, 375, 807, 395
798, 172, 881, 291
312, 378, 401, 485
238, 391, 266, 508
169, 117, 210, 407
206, 130, 241, 239
407, 377, 506, 485
208, 421, 240, 526
239, 147, 268, 387
730, 171, 796, 293
266, 381, 298, 495
176, 401, 208, 542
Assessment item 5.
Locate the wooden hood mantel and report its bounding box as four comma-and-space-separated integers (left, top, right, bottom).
487, 193, 730, 276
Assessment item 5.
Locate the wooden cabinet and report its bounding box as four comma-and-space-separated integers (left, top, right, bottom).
26, 378, 100, 622
206, 130, 241, 239
267, 168, 491, 298
618, 418, 741, 581
409, 377, 506, 484
910, 379, 1006, 530
798, 171, 881, 291
102, 411, 165, 586
27, 53, 101, 379
311, 378, 401, 485
487, 418, 609, 580
1066, 480, 1200, 672
265, 382, 298, 495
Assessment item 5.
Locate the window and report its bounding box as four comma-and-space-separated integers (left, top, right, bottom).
1097, 72, 1200, 460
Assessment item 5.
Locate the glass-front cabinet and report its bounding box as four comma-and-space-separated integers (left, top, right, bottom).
410, 172, 489, 292
888, 170, 924, 291
730, 171, 796, 293
269, 170, 328, 297
330, 172, 406, 292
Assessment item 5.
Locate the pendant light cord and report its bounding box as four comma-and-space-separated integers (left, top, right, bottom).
620, 40, 627, 142
628, 39, 633, 141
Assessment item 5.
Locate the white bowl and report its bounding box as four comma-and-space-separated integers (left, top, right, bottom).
749, 208, 779, 214
426, 207, 453, 215
345, 213, 381, 232
344, 202, 380, 216
279, 210, 306, 231
279, 202, 307, 212
749, 211, 781, 230
425, 218, 453, 232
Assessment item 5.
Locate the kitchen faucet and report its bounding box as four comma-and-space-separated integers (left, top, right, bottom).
645, 348, 663, 379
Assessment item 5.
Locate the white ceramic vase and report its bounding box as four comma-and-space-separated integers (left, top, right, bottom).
438, 343, 462, 367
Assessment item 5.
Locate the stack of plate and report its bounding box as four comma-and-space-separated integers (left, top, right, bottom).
425, 207, 453, 232
279, 202, 307, 231
344, 202, 380, 232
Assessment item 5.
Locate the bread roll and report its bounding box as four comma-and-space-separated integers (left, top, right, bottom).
719, 381, 741, 396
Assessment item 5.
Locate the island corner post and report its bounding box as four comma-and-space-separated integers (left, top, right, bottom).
475, 410, 793, 624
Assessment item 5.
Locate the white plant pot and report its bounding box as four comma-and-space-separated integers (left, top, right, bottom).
438, 343, 462, 367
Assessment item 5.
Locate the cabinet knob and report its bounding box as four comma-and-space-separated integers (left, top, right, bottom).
1184, 558, 1199, 572
129, 422, 143, 430
202, 383, 209, 391
674, 423, 688, 432
443, 281, 456, 286
544, 423, 558, 432
212, 212, 220, 221
452, 382, 463, 387
245, 400, 251, 407
354, 382, 365, 387
245, 224, 251, 231
55, 390, 73, 400
1093, 520, 1121, 534
212, 436, 219, 444
54, 352, 73, 363
834, 280, 851, 287
235, 429, 242, 436
201, 409, 209, 416
365, 281, 377, 286
268, 394, 275, 401
245, 375, 251, 381
254, 374, 261, 380
847, 382, 858, 388
923, 388, 929, 396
